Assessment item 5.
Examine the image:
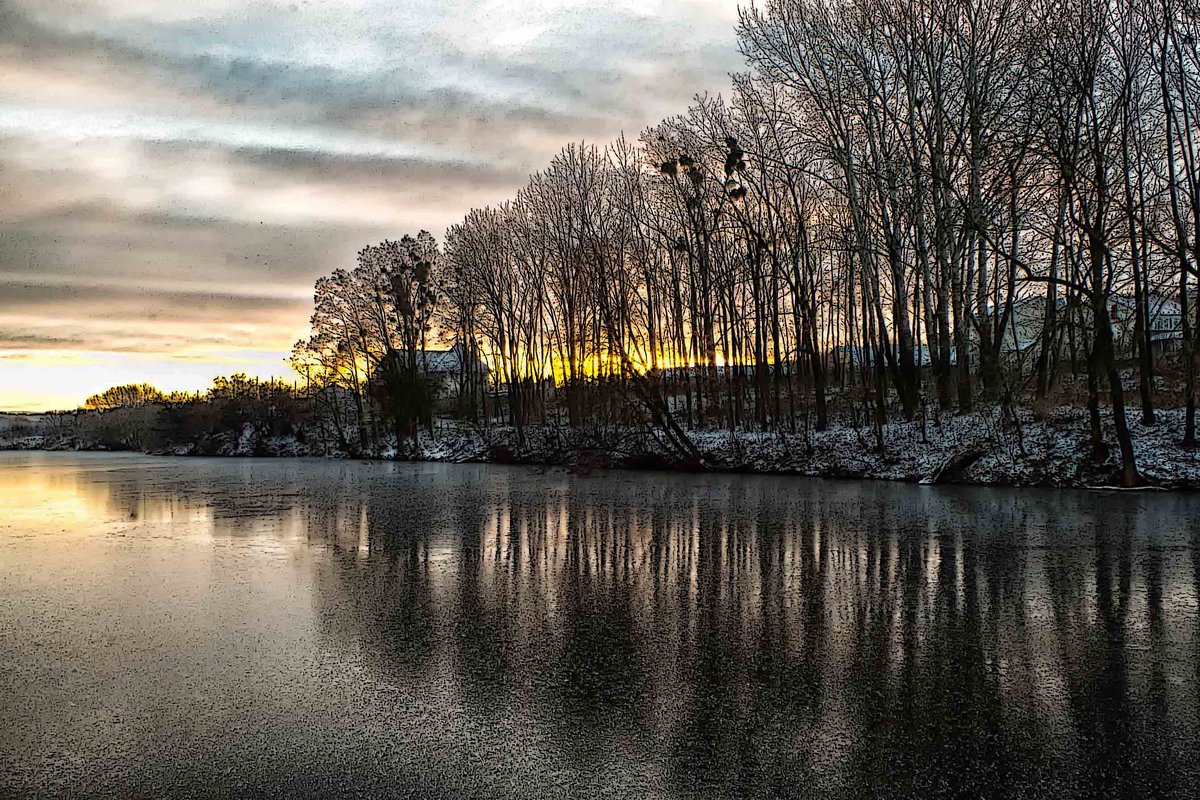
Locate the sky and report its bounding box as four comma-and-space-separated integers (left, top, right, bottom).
0, 0, 743, 411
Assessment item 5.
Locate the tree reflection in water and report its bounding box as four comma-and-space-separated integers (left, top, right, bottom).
296, 466, 1199, 798
3, 454, 1197, 799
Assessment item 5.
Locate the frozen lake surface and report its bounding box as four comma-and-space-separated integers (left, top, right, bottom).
2, 452, 1199, 798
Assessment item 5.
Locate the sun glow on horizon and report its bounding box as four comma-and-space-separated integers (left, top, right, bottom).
0, 350, 301, 413
0, 0, 741, 413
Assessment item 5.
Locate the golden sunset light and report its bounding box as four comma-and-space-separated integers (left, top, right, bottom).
0, 0, 740, 411
5, 2, 1200, 798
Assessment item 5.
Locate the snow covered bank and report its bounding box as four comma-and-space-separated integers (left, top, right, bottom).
389, 408, 1200, 489
5, 408, 1198, 489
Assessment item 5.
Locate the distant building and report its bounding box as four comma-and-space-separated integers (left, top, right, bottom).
835, 292, 1191, 370
415, 343, 488, 397
912, 344, 958, 367
1111, 294, 1183, 355
981, 295, 1067, 356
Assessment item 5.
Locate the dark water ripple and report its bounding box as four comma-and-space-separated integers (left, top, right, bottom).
1, 452, 1198, 799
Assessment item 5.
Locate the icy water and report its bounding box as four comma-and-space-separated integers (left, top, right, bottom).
2, 453, 1199, 799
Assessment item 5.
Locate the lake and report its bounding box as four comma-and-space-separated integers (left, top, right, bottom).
2, 452, 1198, 799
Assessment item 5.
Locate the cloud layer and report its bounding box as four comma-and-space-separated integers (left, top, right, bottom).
0, 0, 742, 410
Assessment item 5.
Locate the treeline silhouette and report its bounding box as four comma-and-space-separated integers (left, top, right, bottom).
35, 376, 312, 454
286, 0, 1200, 486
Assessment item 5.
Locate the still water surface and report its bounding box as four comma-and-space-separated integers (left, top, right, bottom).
2, 452, 1199, 799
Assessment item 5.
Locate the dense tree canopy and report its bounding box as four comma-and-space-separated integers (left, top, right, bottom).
283, 0, 1200, 485
84, 383, 164, 410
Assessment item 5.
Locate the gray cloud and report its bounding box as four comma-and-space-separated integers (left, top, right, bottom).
3, 1, 741, 162
0, 0, 742, 408
0, 332, 90, 349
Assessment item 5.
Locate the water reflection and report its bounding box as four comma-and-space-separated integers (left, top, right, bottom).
2, 452, 1198, 798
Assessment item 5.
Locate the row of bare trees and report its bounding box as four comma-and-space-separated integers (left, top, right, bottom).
291, 233, 442, 453
293, 0, 1200, 485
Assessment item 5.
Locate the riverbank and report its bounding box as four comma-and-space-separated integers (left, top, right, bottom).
5, 406, 1199, 489
424, 407, 1200, 489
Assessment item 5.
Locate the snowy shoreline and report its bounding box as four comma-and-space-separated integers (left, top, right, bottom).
5, 407, 1199, 490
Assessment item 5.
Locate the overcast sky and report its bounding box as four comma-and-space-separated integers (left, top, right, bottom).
0, 0, 742, 411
